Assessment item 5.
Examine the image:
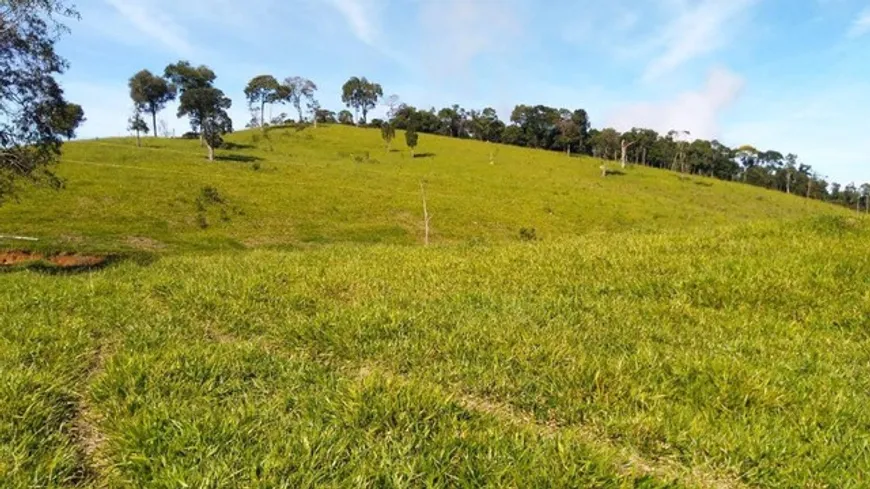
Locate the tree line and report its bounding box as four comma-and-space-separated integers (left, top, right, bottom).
5, 1, 864, 212
125, 63, 870, 210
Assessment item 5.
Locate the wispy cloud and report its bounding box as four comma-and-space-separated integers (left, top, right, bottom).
848, 7, 870, 38
325, 0, 380, 46
323, 0, 413, 69
608, 66, 745, 139
417, 0, 521, 76
644, 0, 757, 80
102, 0, 195, 56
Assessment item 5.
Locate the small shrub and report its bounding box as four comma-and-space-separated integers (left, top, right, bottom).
200, 186, 224, 204
519, 227, 537, 241
196, 213, 209, 229
252, 161, 261, 171
181, 131, 200, 140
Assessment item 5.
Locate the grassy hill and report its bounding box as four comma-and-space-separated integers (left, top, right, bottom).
1, 125, 868, 488
0, 124, 847, 253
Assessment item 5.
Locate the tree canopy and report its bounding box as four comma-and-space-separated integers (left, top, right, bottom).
129, 69, 176, 137
283, 76, 318, 123
244, 75, 281, 128
51, 102, 85, 141
0, 0, 79, 200
180, 87, 233, 161
341, 76, 382, 125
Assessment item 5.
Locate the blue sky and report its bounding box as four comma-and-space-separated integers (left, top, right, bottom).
60, 0, 870, 183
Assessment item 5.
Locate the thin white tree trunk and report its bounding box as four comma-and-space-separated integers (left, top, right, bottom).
207, 144, 214, 161
420, 181, 430, 246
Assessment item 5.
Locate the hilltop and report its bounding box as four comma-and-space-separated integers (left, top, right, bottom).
0, 124, 847, 254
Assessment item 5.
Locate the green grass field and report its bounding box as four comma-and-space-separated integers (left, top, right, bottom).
0, 124, 845, 253
2, 125, 868, 487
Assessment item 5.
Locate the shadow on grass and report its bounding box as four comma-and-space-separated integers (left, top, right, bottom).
223, 142, 255, 150
413, 152, 436, 159
604, 169, 626, 177
216, 153, 263, 163
0, 251, 160, 276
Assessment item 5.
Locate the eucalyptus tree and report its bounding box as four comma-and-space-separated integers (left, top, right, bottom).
283, 76, 318, 123
180, 87, 233, 161
164, 61, 217, 138
341, 76, 383, 124
244, 75, 281, 128
129, 70, 176, 136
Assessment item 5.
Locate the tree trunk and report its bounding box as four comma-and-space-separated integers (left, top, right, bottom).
298, 107, 304, 124
136, 129, 141, 147
207, 143, 214, 162
786, 172, 791, 194
620, 140, 634, 169
261, 101, 266, 129
567, 146, 571, 157
642, 147, 647, 166
151, 110, 158, 138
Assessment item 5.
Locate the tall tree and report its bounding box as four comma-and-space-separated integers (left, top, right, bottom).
127, 108, 149, 147
341, 76, 383, 124
1, 0, 78, 201
129, 70, 176, 137
283, 76, 318, 123
164, 61, 216, 137
405, 128, 419, 157
51, 102, 85, 140
306, 98, 321, 127
469, 108, 504, 143
380, 122, 395, 150
384, 94, 401, 120
589, 128, 621, 160
180, 87, 233, 161
555, 109, 580, 156
243, 75, 280, 128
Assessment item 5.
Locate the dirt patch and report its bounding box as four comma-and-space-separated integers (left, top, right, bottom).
0, 250, 41, 266
49, 253, 107, 268
125, 236, 165, 251
0, 250, 108, 269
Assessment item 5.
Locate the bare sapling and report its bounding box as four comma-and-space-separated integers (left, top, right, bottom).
420, 180, 431, 246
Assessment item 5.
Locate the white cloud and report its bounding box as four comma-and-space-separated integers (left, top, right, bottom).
102, 0, 196, 56
417, 0, 521, 76
325, 0, 380, 46
607, 66, 744, 140
848, 7, 870, 38
644, 0, 757, 80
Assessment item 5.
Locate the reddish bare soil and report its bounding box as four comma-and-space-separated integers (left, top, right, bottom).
0, 251, 107, 268
0, 251, 42, 266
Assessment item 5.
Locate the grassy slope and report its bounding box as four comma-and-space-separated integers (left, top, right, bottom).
0, 124, 846, 252
1, 126, 868, 487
